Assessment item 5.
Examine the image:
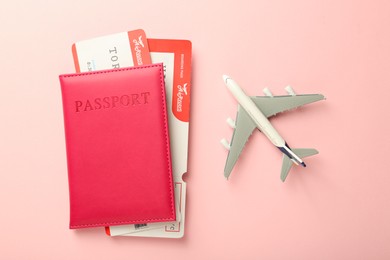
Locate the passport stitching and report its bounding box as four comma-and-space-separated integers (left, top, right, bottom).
60, 63, 162, 78
157, 64, 176, 222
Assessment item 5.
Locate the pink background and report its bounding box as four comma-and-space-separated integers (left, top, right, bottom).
1, 0, 389, 259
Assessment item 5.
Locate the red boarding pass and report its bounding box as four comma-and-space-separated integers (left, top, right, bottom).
72, 32, 192, 238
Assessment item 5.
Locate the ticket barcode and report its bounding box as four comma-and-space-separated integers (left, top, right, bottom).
134, 223, 147, 230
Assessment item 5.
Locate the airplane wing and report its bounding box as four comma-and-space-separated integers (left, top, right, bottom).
224, 105, 257, 179
250, 94, 325, 118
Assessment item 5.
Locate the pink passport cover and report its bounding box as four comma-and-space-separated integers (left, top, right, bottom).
59, 64, 175, 229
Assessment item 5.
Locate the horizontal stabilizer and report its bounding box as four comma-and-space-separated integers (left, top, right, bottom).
280, 148, 318, 182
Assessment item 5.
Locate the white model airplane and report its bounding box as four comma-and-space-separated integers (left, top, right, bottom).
221, 75, 325, 182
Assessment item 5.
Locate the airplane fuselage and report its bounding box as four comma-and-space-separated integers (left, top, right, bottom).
223, 75, 305, 166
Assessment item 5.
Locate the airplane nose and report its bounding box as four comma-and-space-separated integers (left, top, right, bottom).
222, 75, 231, 83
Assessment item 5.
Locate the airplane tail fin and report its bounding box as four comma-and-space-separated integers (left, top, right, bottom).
280, 148, 318, 182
